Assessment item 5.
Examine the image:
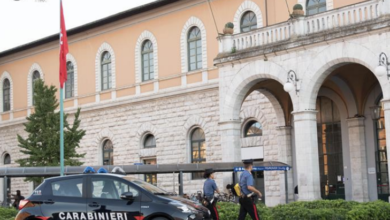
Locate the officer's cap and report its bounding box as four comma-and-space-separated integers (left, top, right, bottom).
242, 159, 254, 165
203, 168, 215, 178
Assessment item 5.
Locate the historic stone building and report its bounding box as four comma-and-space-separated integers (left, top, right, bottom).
0, 0, 389, 207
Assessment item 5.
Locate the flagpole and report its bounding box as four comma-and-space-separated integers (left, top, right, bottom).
59, 0, 64, 177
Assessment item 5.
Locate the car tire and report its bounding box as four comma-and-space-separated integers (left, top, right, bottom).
152, 217, 169, 220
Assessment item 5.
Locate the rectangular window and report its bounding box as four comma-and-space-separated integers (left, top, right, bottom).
52, 178, 83, 198
65, 72, 74, 99
144, 158, 157, 186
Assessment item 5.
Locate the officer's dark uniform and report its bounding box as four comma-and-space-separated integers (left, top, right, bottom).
238, 159, 260, 220
203, 168, 219, 220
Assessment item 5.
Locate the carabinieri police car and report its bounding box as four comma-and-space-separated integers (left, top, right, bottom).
15, 167, 210, 220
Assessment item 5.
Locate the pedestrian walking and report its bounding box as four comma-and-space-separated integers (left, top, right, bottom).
12, 190, 24, 209
203, 168, 220, 220
238, 159, 262, 220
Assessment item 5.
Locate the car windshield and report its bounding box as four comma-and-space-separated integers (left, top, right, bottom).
123, 177, 168, 194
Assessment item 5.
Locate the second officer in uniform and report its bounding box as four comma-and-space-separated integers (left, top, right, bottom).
238, 159, 262, 220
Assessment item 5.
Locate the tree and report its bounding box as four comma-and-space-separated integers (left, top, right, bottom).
16, 79, 86, 184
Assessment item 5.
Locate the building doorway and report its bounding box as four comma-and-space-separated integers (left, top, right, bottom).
317, 97, 345, 199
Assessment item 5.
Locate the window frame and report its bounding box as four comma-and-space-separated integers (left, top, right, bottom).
32, 71, 40, 105
89, 176, 140, 201
102, 139, 114, 166
240, 11, 257, 33
190, 128, 206, 179
65, 61, 74, 99
244, 121, 263, 137
143, 158, 157, 186
3, 153, 10, 165
100, 51, 112, 91
187, 26, 202, 72
306, 0, 327, 16
3, 78, 10, 112
143, 134, 156, 149
141, 40, 154, 82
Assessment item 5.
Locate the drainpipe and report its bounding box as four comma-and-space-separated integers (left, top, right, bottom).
265, 0, 269, 26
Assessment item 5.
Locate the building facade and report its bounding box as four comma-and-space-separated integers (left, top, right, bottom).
0, 0, 390, 206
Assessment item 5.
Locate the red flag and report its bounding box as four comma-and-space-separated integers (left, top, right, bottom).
59, 0, 68, 88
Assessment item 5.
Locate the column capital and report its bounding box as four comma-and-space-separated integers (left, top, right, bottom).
292, 110, 318, 122
382, 99, 390, 111
219, 119, 241, 130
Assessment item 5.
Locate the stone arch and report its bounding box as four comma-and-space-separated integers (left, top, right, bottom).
233, 0, 263, 34
301, 43, 386, 111
135, 30, 159, 83
221, 61, 296, 123
66, 53, 78, 97
0, 71, 14, 112
180, 16, 207, 73
95, 42, 116, 93
94, 128, 118, 165
27, 63, 44, 107
258, 89, 287, 127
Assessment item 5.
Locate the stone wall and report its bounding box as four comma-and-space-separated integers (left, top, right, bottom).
0, 86, 281, 201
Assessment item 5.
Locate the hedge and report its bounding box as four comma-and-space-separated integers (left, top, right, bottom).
0, 207, 18, 220
218, 200, 390, 220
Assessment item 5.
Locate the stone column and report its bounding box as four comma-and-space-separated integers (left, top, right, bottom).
292, 110, 321, 201
346, 117, 369, 202
382, 99, 390, 202
277, 126, 294, 203
219, 120, 242, 187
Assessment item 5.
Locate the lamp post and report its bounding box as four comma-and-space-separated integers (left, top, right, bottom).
283, 70, 300, 95
370, 106, 382, 120
375, 52, 390, 80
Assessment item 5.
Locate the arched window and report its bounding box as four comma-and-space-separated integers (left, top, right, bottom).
306, 0, 326, 15
191, 128, 206, 179
142, 40, 154, 82
32, 71, 40, 105
65, 61, 74, 99
4, 154, 10, 165
144, 134, 156, 148
3, 79, 10, 112
188, 27, 202, 71
101, 52, 112, 91
240, 11, 257, 33
244, 121, 262, 137
102, 139, 113, 165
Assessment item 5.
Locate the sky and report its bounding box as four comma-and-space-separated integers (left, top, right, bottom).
0, 0, 156, 52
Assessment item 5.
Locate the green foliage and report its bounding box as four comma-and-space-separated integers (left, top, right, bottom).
225, 22, 234, 29
217, 200, 390, 220
0, 207, 18, 220
16, 79, 86, 185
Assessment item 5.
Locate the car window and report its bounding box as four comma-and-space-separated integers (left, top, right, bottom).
51, 178, 83, 198
91, 177, 139, 200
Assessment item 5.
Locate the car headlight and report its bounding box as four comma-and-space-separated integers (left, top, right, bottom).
169, 202, 196, 213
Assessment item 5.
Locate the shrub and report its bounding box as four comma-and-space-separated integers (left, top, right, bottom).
217, 200, 390, 220
0, 207, 18, 220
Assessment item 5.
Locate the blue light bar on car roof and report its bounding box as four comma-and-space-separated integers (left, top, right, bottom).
83, 166, 96, 174
97, 167, 108, 173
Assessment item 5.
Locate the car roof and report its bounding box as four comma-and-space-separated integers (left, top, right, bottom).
44, 173, 126, 181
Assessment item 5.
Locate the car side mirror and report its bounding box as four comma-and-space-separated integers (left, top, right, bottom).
121, 192, 134, 201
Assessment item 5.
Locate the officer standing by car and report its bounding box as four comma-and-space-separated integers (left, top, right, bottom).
203, 168, 220, 220
238, 159, 262, 220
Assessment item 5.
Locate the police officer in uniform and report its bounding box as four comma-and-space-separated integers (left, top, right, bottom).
203, 168, 220, 220
238, 159, 262, 220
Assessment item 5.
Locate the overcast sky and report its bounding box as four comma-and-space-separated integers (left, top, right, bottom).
0, 0, 156, 52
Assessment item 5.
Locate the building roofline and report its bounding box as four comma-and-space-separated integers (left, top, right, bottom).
0, 0, 181, 58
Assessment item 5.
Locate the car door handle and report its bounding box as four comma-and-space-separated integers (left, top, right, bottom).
88, 202, 100, 207
43, 200, 54, 204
